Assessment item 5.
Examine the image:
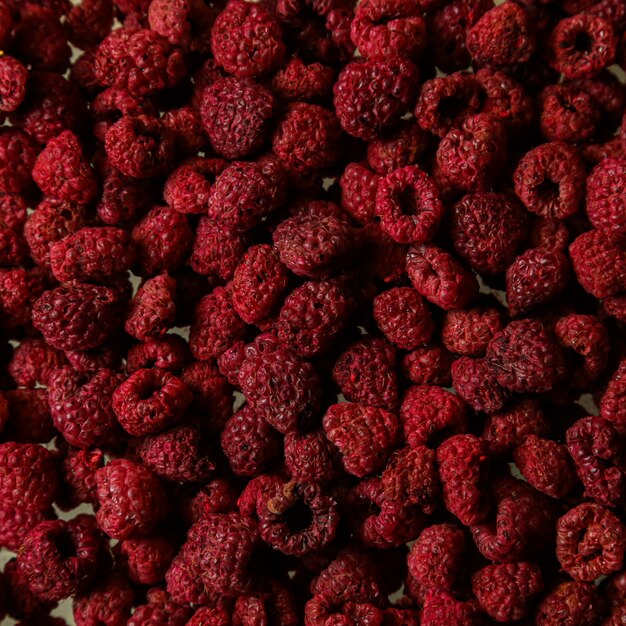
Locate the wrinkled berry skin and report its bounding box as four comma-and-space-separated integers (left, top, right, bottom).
535, 581, 601, 626
586, 157, 626, 236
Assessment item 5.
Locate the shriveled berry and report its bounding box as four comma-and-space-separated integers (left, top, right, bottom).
442, 307, 502, 357
586, 157, 626, 236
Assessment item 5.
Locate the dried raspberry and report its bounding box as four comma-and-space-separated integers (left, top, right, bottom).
323, 402, 398, 477
556, 503, 626, 581
339, 162, 380, 225
272, 57, 335, 104
95, 458, 168, 540
442, 307, 502, 357
402, 346, 454, 386
132, 206, 192, 275
206, 159, 287, 231
8, 337, 66, 389
96, 166, 155, 226
487, 320, 565, 393
162, 105, 207, 157
61, 448, 104, 507
221, 405, 282, 477
482, 398, 550, 456
4, 389, 55, 444
73, 573, 135, 626
165, 553, 213, 607
506, 247, 571, 317
190, 220, 246, 283
567, 416, 626, 509
0, 130, 38, 195
451, 193, 527, 277
539, 84, 600, 143
601, 360, 626, 435
95, 28, 185, 95
0, 268, 43, 329
414, 73, 482, 138
0, 224, 28, 267
211, 0, 285, 77
570, 229, 626, 298
0, 443, 58, 511
400, 384, 468, 448
105, 115, 176, 179
186, 607, 231, 626
139, 425, 215, 482
333, 338, 398, 410
177, 512, 258, 597
0, 193, 27, 232
5, 557, 57, 623
67, 0, 115, 49
435, 113, 508, 194
350, 0, 426, 61
406, 244, 479, 311
436, 434, 490, 526
127, 589, 192, 626
586, 158, 626, 236
420, 587, 484, 626
535, 581, 601, 626
257, 480, 339, 555
113, 368, 192, 436
0, 506, 53, 553
125, 274, 176, 341
548, 14, 616, 79
147, 0, 191, 47
32, 284, 124, 352
514, 435, 577, 499
190, 287, 246, 361
367, 121, 430, 175
126, 336, 189, 374
0, 56, 28, 113
200, 77, 275, 160
277, 280, 354, 358
48, 367, 125, 448
472, 562, 543, 622
17, 517, 102, 602
466, 2, 534, 67
284, 430, 340, 483
333, 58, 419, 140
604, 293, 626, 322
164, 158, 227, 215
64, 346, 123, 376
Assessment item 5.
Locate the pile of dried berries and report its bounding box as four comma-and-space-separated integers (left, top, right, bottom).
0, 0, 626, 624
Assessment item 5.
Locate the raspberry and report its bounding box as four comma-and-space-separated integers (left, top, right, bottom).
0, 56, 28, 113
272, 57, 335, 104
539, 84, 600, 143
367, 121, 430, 175
435, 113, 508, 194
333, 338, 398, 410
164, 158, 227, 215
284, 430, 341, 483
471, 562, 543, 622
451, 192, 528, 275
17, 517, 102, 602
482, 398, 550, 456
147, 0, 192, 47
0, 442, 58, 511
132, 206, 192, 275
375, 166, 444, 245
0, 193, 28, 232
414, 73, 482, 138
48, 367, 125, 448
162, 105, 208, 157
187, 607, 231, 626
466, 2, 534, 67
190, 219, 247, 282
406, 244, 479, 311
381, 445, 439, 513
506, 247, 571, 317
8, 337, 66, 388
127, 590, 192, 626
4, 557, 57, 623
4, 389, 55, 444
176, 512, 258, 597
486, 319, 565, 393
273, 103, 343, 172
322, 402, 398, 477
570, 229, 626, 298
535, 581, 601, 626
442, 307, 502, 357
105, 115, 176, 179
277, 280, 354, 358
138, 425, 215, 482
221, 405, 282, 477
211, 0, 285, 78
125, 274, 176, 341
61, 448, 103, 507
95, 458, 168, 539
73, 573, 135, 626
97, 167, 155, 226
586, 158, 626, 236
186, 478, 239, 521
256, 479, 339, 556
113, 368, 192, 436
0, 506, 53, 553
273, 214, 355, 279
339, 162, 380, 225
32, 284, 124, 352
165, 554, 213, 607
373, 287, 435, 350
401, 346, 454, 387
601, 360, 626, 435
556, 503, 626, 581
206, 159, 287, 232
420, 588, 484, 626
566, 416, 626, 509
200, 77, 276, 160
0, 224, 28, 268
190, 287, 246, 361
95, 28, 185, 95
350, 0, 427, 61
126, 335, 189, 374
604, 293, 626, 322
400, 384, 468, 448
333, 58, 419, 140
67, 0, 115, 49
548, 14, 616, 79
0, 130, 38, 195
